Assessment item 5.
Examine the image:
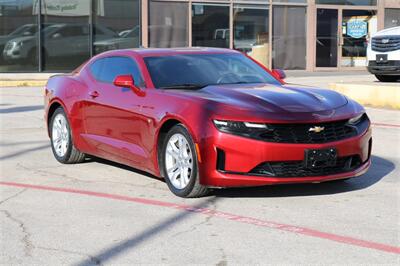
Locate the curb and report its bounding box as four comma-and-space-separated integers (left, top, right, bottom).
0, 80, 47, 87
329, 83, 400, 110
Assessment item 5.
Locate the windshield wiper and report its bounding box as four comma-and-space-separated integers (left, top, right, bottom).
158, 84, 208, 90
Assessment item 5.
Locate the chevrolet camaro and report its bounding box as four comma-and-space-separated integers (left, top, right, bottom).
44, 48, 372, 197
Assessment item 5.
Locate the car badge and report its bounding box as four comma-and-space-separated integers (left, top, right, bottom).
381, 39, 389, 44
309, 126, 325, 133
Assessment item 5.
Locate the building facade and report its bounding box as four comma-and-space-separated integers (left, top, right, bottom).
0, 0, 399, 72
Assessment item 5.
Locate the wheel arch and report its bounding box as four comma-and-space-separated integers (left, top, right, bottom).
46, 99, 69, 136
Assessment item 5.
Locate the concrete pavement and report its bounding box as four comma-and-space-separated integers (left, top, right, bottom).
0, 86, 399, 265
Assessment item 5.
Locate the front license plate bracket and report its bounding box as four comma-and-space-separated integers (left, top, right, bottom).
304, 148, 337, 169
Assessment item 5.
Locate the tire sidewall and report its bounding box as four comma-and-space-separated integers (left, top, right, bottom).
161, 124, 200, 197
50, 107, 73, 163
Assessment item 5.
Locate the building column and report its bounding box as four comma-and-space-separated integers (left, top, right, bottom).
306, 0, 316, 71
141, 0, 148, 47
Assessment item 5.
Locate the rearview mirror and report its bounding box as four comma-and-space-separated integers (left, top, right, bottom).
113, 75, 144, 96
271, 69, 286, 80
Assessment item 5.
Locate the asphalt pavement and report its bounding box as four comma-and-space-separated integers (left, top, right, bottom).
0, 86, 399, 265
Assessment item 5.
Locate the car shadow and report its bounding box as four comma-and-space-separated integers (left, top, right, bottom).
213, 155, 394, 198
87, 155, 393, 198
87, 156, 164, 182
0, 105, 43, 114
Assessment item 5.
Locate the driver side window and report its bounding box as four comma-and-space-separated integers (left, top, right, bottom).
89, 56, 145, 87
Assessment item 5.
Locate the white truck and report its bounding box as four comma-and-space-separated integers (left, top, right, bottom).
367, 26, 400, 82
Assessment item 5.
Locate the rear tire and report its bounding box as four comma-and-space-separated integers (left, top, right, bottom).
161, 124, 209, 198
375, 75, 399, 82
50, 107, 85, 164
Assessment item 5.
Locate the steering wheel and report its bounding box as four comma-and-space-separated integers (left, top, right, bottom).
216, 73, 240, 84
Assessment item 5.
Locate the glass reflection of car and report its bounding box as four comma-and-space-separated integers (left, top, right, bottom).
0, 24, 40, 62
94, 26, 140, 54
3, 24, 116, 65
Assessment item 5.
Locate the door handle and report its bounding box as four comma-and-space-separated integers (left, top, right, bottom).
89, 91, 100, 98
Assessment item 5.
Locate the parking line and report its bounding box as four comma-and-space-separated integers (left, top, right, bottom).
372, 122, 400, 129
1, 181, 399, 255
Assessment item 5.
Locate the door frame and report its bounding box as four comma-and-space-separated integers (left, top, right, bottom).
313, 4, 378, 71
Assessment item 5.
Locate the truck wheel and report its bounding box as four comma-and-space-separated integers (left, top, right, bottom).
375, 75, 400, 82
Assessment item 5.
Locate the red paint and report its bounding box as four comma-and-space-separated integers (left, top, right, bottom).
1, 181, 399, 255
44, 47, 371, 188
372, 122, 400, 128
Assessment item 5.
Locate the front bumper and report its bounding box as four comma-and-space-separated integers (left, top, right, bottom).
198, 123, 372, 187
367, 60, 400, 75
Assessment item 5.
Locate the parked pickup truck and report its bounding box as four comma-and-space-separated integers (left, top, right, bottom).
367, 26, 400, 82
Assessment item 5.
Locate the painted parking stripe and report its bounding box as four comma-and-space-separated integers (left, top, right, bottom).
0, 181, 399, 255
372, 122, 400, 129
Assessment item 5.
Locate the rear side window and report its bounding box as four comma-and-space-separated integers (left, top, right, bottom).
89, 58, 105, 79
89, 56, 145, 87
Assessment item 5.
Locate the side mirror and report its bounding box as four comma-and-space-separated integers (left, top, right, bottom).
113, 75, 144, 96
271, 69, 286, 80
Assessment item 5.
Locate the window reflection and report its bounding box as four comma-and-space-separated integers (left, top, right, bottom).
272, 6, 306, 70
192, 4, 229, 48
0, 0, 38, 72
93, 0, 140, 54
341, 10, 377, 67
384, 9, 400, 29
316, 0, 376, 5
41, 0, 91, 71
149, 1, 188, 48
233, 6, 269, 66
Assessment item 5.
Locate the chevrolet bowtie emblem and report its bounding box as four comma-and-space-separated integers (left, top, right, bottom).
309, 126, 325, 133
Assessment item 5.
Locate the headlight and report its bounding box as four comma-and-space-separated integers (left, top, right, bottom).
348, 113, 364, 125
213, 119, 267, 135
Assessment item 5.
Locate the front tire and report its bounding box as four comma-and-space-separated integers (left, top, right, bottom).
50, 107, 85, 164
375, 75, 399, 82
161, 124, 209, 198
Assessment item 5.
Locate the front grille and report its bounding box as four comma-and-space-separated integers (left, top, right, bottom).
259, 120, 358, 144
372, 36, 400, 52
250, 155, 362, 177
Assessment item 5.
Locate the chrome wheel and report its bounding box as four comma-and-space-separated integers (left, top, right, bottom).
165, 133, 193, 189
52, 113, 69, 157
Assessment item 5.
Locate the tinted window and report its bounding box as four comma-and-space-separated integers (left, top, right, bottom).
91, 57, 144, 87
90, 59, 105, 80
144, 53, 280, 88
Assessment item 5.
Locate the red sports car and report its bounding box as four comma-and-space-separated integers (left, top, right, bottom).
45, 48, 372, 197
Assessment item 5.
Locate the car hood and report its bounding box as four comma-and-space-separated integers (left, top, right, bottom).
372, 26, 400, 37
4, 36, 34, 45
177, 83, 348, 113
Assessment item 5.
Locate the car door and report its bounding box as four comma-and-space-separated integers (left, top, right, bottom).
83, 56, 151, 168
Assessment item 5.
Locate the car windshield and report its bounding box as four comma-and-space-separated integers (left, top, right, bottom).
144, 53, 281, 89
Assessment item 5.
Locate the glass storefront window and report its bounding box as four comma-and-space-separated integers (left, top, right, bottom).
316, 9, 338, 68
41, 0, 91, 71
149, 1, 188, 48
384, 9, 400, 29
233, 5, 269, 66
272, 6, 306, 70
341, 10, 377, 67
273, 0, 306, 3
0, 0, 38, 72
316, 0, 376, 5
93, 0, 140, 55
192, 4, 229, 48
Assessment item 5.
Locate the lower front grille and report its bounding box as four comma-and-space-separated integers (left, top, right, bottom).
249, 155, 362, 177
